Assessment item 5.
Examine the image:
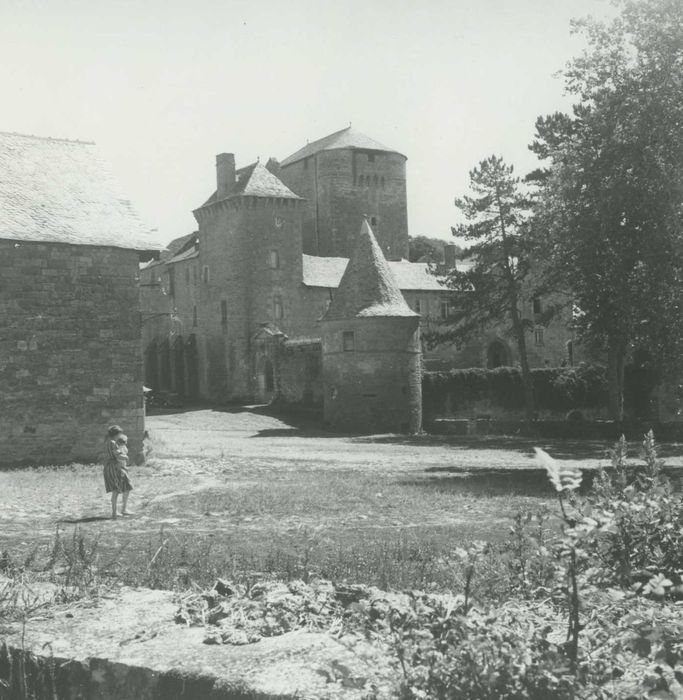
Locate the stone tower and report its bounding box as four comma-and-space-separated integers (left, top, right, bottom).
278, 127, 409, 260
321, 218, 422, 433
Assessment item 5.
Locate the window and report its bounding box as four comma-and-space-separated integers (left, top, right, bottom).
168, 268, 175, 297
193, 266, 197, 284
303, 157, 309, 170
370, 215, 379, 227
373, 175, 379, 186
220, 300, 227, 326
534, 327, 544, 346
343, 331, 355, 352
185, 268, 190, 285
203, 265, 210, 283
358, 175, 364, 186
192, 305, 197, 327
368, 153, 375, 163
413, 298, 421, 314
269, 250, 280, 269
273, 295, 283, 320
440, 299, 450, 320
533, 297, 542, 314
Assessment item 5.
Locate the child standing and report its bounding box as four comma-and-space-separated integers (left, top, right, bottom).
103, 425, 134, 519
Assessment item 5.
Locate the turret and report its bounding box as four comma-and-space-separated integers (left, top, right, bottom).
321, 218, 422, 433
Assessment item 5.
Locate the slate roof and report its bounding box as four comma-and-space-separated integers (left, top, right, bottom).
0, 131, 162, 250
323, 219, 418, 321
303, 255, 448, 291
199, 161, 301, 208
281, 127, 403, 167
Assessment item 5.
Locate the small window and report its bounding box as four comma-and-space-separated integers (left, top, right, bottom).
303, 157, 309, 170
193, 266, 197, 284
373, 175, 378, 186
534, 327, 544, 346
192, 305, 197, 327
368, 153, 375, 163
343, 331, 355, 352
273, 295, 283, 320
533, 297, 542, 314
414, 298, 421, 314
203, 265, 210, 283
358, 175, 364, 186
269, 250, 280, 269
440, 299, 450, 320
185, 268, 190, 285
370, 215, 379, 227
220, 300, 227, 326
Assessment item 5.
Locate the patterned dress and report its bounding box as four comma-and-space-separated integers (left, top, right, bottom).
103, 439, 133, 493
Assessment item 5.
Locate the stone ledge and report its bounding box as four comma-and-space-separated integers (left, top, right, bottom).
0, 587, 393, 699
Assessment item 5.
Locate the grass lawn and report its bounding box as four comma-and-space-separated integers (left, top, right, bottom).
1, 407, 679, 592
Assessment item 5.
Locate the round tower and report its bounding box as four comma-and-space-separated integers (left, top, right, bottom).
321, 218, 422, 434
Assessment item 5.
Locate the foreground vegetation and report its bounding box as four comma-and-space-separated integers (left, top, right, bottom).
1, 431, 681, 698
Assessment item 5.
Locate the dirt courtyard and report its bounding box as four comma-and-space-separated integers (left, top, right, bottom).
1, 407, 681, 576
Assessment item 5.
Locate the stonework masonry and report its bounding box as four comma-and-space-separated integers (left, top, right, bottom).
0, 240, 145, 465
279, 149, 409, 260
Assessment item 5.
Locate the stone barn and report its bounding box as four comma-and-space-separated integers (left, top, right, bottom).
0, 132, 161, 465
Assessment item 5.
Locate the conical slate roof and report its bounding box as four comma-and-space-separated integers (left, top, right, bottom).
323, 219, 418, 321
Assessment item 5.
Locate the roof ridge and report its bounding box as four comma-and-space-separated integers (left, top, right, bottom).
0, 130, 95, 146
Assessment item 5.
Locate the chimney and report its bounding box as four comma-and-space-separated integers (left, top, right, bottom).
444, 244, 458, 269
266, 157, 281, 178
216, 153, 235, 200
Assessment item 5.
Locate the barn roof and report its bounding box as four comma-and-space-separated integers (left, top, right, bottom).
323, 219, 418, 321
0, 131, 162, 250
281, 126, 404, 167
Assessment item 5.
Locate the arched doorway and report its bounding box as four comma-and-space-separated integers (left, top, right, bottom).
487, 340, 510, 369
256, 355, 275, 403
172, 336, 186, 397
144, 340, 159, 390
158, 339, 171, 390
185, 334, 199, 400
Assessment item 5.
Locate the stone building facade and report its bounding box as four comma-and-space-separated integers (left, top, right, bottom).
0, 132, 160, 465
321, 219, 421, 433
140, 127, 575, 417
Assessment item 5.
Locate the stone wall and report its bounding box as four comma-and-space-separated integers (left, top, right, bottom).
322, 317, 422, 433
276, 339, 323, 406
0, 240, 145, 465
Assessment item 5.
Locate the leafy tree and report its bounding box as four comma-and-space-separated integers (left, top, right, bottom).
408, 235, 454, 263
442, 156, 536, 420
530, 0, 683, 421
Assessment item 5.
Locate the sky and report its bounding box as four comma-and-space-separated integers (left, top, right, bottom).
0, 0, 616, 246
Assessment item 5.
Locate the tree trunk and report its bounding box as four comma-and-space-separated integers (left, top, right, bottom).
607, 341, 626, 423
512, 312, 536, 421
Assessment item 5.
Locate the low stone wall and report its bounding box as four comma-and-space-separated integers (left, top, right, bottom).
275, 339, 323, 407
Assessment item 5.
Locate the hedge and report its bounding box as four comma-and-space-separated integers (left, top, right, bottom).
422, 365, 610, 416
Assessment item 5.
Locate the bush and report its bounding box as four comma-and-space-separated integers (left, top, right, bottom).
423, 365, 609, 416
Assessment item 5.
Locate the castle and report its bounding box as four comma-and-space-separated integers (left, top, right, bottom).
140, 127, 573, 421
